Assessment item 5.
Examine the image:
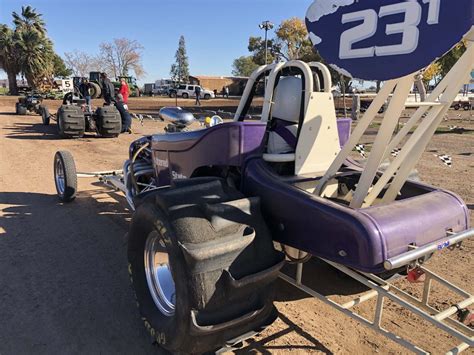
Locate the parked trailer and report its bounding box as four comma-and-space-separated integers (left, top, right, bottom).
53, 1, 474, 353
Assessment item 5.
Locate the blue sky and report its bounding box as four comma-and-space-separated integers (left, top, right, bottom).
0, 0, 311, 83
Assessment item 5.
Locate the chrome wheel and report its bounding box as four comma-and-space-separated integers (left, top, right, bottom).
144, 231, 176, 317
55, 157, 65, 196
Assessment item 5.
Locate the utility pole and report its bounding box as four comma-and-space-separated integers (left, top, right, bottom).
259, 20, 274, 65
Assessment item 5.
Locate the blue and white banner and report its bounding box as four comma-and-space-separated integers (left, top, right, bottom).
306, 0, 474, 81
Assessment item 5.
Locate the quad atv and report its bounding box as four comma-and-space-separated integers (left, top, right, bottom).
15, 94, 46, 116
42, 93, 122, 138
52, 1, 474, 353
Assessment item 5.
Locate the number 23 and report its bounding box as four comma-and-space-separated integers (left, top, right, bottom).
339, 0, 440, 59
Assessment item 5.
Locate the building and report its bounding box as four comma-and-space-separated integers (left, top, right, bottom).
0, 78, 29, 89
189, 76, 248, 96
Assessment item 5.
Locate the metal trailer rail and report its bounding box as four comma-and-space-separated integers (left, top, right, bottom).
280, 242, 474, 354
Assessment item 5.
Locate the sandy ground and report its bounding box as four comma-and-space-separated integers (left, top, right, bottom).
0, 96, 472, 354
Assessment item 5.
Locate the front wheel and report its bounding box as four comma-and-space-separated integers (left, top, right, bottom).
16, 103, 27, 115
40, 105, 50, 125
54, 151, 77, 202
204, 94, 211, 100
182, 93, 189, 99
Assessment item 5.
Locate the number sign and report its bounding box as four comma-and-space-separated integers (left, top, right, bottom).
306, 0, 473, 80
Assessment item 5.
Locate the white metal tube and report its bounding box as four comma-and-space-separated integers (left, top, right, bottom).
433, 296, 474, 321
384, 229, 474, 270
421, 267, 472, 299
350, 75, 414, 208
446, 342, 470, 355
324, 259, 473, 345
341, 286, 390, 309
363, 104, 445, 206
384, 62, 470, 162
308, 62, 332, 92
260, 62, 286, 123
314, 80, 398, 196
279, 272, 428, 354
381, 44, 474, 203
233, 64, 272, 121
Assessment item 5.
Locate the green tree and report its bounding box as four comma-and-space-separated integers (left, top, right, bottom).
248, 36, 280, 65
275, 17, 314, 61
436, 40, 467, 79
0, 25, 21, 94
15, 29, 54, 88
232, 56, 259, 77
53, 54, 72, 78
170, 35, 190, 83
0, 6, 68, 93
12, 5, 46, 36
243, 17, 351, 92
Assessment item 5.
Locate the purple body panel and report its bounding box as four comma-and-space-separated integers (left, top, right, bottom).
150, 119, 353, 185
150, 122, 266, 185
242, 159, 469, 273
147, 119, 469, 272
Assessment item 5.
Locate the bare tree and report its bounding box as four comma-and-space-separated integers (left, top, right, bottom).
64, 50, 94, 77
64, 50, 112, 77
99, 38, 145, 79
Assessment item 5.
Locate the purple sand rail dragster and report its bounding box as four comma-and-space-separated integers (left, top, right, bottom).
53, 64, 473, 353
52, 1, 474, 352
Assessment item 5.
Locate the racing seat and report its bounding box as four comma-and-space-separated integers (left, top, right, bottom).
264, 76, 302, 163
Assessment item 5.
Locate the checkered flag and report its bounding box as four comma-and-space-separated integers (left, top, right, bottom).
434, 154, 452, 167
355, 144, 366, 158
391, 148, 401, 157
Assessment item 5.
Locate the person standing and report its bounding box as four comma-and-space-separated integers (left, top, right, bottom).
115, 94, 132, 134
119, 78, 129, 104
195, 85, 202, 106
79, 78, 91, 108
224, 86, 230, 98
100, 72, 115, 105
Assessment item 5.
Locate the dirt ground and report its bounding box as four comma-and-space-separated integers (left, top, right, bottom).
0, 96, 472, 354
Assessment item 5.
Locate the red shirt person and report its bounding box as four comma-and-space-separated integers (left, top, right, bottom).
119, 79, 129, 104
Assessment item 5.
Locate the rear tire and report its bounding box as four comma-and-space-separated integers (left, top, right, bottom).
54, 151, 77, 202
182, 93, 189, 99
128, 178, 284, 354
89, 82, 102, 99
57, 105, 85, 138
40, 105, 50, 125
96, 106, 121, 137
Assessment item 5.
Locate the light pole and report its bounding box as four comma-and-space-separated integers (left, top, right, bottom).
259, 20, 274, 65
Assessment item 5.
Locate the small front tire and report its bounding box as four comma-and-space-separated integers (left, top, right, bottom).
40, 105, 50, 125
54, 151, 77, 202
16, 103, 27, 115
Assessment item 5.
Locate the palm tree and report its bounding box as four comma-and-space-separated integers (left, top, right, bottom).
12, 6, 46, 36
15, 29, 54, 88
0, 25, 20, 94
